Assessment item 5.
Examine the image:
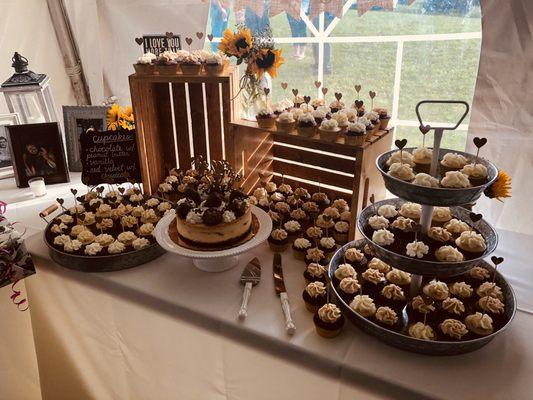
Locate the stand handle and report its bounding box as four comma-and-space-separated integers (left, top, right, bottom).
238, 282, 253, 320
280, 292, 296, 335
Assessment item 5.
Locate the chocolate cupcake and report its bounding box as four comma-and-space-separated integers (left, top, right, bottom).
464, 312, 494, 337
333, 263, 357, 286
311, 192, 330, 210
448, 281, 474, 306
284, 220, 302, 240
455, 231, 487, 260
408, 322, 436, 341
380, 284, 406, 312
477, 295, 506, 327
305, 247, 327, 265
377, 204, 398, 222
466, 265, 492, 287
461, 163, 489, 187
412, 147, 433, 174
390, 216, 415, 243
344, 247, 368, 272
440, 152, 468, 174
422, 280, 450, 302
268, 229, 289, 252
374, 306, 402, 332
319, 236, 337, 256
333, 221, 350, 245
367, 257, 391, 274
371, 229, 395, 251
444, 218, 472, 239
361, 268, 386, 298
432, 207, 452, 227
385, 268, 411, 293
399, 202, 421, 222
438, 319, 469, 341
475, 282, 504, 301
440, 297, 467, 321
314, 303, 345, 338
290, 208, 310, 228
426, 227, 454, 252
337, 277, 361, 303
304, 263, 328, 285
349, 295, 376, 319
292, 237, 312, 261
408, 295, 436, 323
302, 281, 327, 313
304, 225, 323, 243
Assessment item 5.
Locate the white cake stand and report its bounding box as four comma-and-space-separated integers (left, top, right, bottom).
154, 206, 272, 272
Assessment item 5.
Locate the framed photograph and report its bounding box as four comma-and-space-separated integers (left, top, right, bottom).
6, 122, 70, 188
63, 105, 108, 171
0, 113, 21, 179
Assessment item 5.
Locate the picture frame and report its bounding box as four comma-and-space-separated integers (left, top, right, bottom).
63, 105, 108, 171
0, 113, 21, 179
6, 122, 70, 188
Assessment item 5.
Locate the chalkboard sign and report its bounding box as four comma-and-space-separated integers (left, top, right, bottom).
143, 34, 181, 56
79, 129, 142, 185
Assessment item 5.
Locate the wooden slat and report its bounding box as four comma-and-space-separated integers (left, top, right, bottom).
246, 135, 273, 177
205, 82, 223, 160
221, 81, 232, 162
188, 82, 207, 158
171, 82, 191, 170
272, 160, 353, 191
273, 144, 355, 174
272, 175, 351, 203
153, 83, 177, 174
242, 158, 273, 194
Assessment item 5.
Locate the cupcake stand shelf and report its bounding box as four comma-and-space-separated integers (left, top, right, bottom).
330, 100, 516, 355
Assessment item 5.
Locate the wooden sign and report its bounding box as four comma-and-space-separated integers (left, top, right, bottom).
79, 129, 142, 185
142, 34, 181, 56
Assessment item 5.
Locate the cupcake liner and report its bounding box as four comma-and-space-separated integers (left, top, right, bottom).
257, 117, 276, 129
275, 120, 296, 133
297, 125, 317, 138
180, 63, 202, 75
318, 128, 340, 142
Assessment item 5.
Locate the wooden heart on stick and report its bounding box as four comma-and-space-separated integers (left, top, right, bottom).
473, 137, 487, 148
134, 37, 143, 45
56, 198, 64, 205
354, 84, 361, 92
491, 256, 504, 265
395, 139, 407, 149
207, 34, 214, 42
196, 32, 204, 40
118, 187, 125, 194
334, 92, 343, 100
369, 91, 376, 99
281, 82, 288, 90
185, 37, 193, 46
419, 125, 431, 134
264, 88, 270, 96
354, 100, 364, 109
166, 32, 174, 39
321, 87, 328, 95
292, 89, 298, 96
304, 96, 311, 104
314, 81, 322, 88
70, 188, 78, 196
469, 212, 483, 223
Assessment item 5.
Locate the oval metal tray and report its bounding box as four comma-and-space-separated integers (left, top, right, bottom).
329, 240, 516, 356
358, 198, 498, 277
377, 148, 498, 206
44, 213, 165, 273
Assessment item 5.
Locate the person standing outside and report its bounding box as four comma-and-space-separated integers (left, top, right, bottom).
286, 0, 310, 59
210, 0, 232, 52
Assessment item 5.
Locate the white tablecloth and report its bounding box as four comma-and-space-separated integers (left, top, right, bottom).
19, 227, 533, 400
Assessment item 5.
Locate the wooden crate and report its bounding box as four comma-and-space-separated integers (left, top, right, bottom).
128, 67, 240, 194
226, 120, 394, 239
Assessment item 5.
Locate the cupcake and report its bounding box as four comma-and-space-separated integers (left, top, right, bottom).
293, 237, 312, 261
294, 187, 311, 201
368, 215, 389, 232
284, 220, 302, 240
408, 296, 437, 323
435, 245, 464, 262
134, 52, 157, 74
265, 181, 277, 194
374, 107, 390, 130
399, 202, 421, 222
276, 111, 296, 133
422, 280, 450, 301
256, 106, 276, 129
305, 247, 326, 265
132, 237, 150, 250
304, 263, 328, 285
319, 236, 337, 256
302, 201, 320, 218
426, 227, 454, 251
375, 306, 402, 331
344, 121, 367, 146
441, 171, 471, 188
464, 312, 494, 337
388, 162, 415, 182
439, 319, 468, 341
467, 265, 491, 286
440, 297, 467, 321
367, 257, 391, 274
476, 282, 504, 301
332, 198, 349, 213
204, 52, 224, 74
448, 282, 474, 303
180, 53, 202, 74
117, 231, 137, 247
53, 234, 70, 248
302, 281, 327, 313
296, 112, 317, 137
432, 207, 452, 227
314, 303, 344, 338
412, 147, 433, 174
440, 152, 468, 173
444, 218, 472, 238
311, 192, 330, 209
268, 229, 289, 252
138, 223, 155, 237
385, 268, 411, 293
293, 94, 305, 108
333, 221, 350, 244
361, 268, 386, 297
477, 296, 505, 326
405, 240, 429, 259
350, 295, 376, 319
364, 111, 380, 132
300, 103, 314, 113
318, 119, 340, 141
344, 247, 368, 271
312, 108, 327, 126
310, 98, 325, 109
461, 163, 489, 186
304, 225, 323, 243
386, 150, 415, 168
290, 208, 309, 228
155, 51, 179, 74
333, 263, 357, 285
338, 277, 361, 302
371, 229, 395, 250
95, 233, 114, 249
380, 284, 406, 312
108, 240, 126, 255
63, 239, 82, 254
408, 322, 436, 341
329, 99, 345, 114
412, 173, 440, 188
377, 204, 398, 222
455, 230, 486, 259
84, 242, 103, 256
77, 230, 96, 245
331, 111, 349, 133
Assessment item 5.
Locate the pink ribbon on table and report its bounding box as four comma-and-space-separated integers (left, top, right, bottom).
0, 201, 7, 215
0, 247, 29, 312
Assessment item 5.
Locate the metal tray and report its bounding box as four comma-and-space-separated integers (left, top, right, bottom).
377, 148, 498, 206
44, 213, 165, 273
329, 240, 516, 356
358, 198, 498, 277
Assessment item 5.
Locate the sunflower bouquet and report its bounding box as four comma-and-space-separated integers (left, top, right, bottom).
107, 104, 135, 131
218, 25, 284, 116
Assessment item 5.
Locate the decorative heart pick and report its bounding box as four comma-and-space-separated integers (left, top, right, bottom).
354, 100, 364, 110
395, 139, 407, 150
469, 212, 483, 223
419, 125, 431, 134
321, 87, 328, 95
334, 92, 342, 101
354, 84, 362, 95
166, 32, 174, 39
370, 193, 376, 213
281, 82, 288, 90
134, 37, 143, 45
70, 188, 78, 195
491, 256, 504, 265
76, 196, 84, 203
473, 137, 487, 165
207, 34, 214, 42
185, 37, 193, 48
118, 187, 125, 194
292, 88, 298, 97
77, 213, 85, 222
97, 186, 105, 194
368, 90, 376, 109
314, 81, 322, 88
304, 95, 311, 104
56, 198, 64, 205
196, 32, 204, 40
264, 88, 270, 96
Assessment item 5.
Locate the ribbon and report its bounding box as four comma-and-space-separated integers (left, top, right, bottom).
1, 243, 30, 312
10, 280, 28, 312
0, 201, 7, 215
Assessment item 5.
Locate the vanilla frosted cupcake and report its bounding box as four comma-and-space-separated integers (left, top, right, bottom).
444, 218, 472, 237
386, 150, 415, 167
388, 162, 415, 182
377, 204, 398, 221
476, 281, 504, 300
135, 52, 157, 74
423, 280, 449, 301
138, 223, 155, 237
331, 111, 349, 132
455, 230, 486, 258
296, 112, 317, 137
118, 231, 137, 247
276, 111, 296, 132
333, 221, 350, 244
406, 240, 429, 259
440, 152, 468, 173
375, 306, 400, 331
293, 94, 305, 108
314, 303, 344, 338
304, 262, 327, 284
372, 229, 395, 249
108, 240, 126, 255
312, 108, 327, 125
413, 173, 439, 188
302, 281, 327, 313
132, 237, 150, 250
77, 230, 96, 245
435, 245, 464, 262
338, 277, 361, 301
441, 171, 471, 188
292, 237, 312, 261
350, 295, 376, 318
63, 239, 82, 254
412, 147, 433, 173
204, 52, 224, 74
408, 322, 435, 341
334, 263, 356, 284
368, 257, 391, 273
399, 202, 421, 221
318, 119, 340, 142
299, 103, 314, 113
368, 215, 389, 230
461, 163, 489, 186
256, 106, 275, 129
465, 312, 493, 336
95, 233, 114, 248
329, 99, 345, 113
344, 121, 366, 146
432, 206, 452, 226
84, 242, 103, 256
439, 319, 468, 341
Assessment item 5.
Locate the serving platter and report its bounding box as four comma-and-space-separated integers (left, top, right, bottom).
377, 148, 498, 206
358, 198, 498, 277
329, 240, 516, 356
154, 206, 272, 272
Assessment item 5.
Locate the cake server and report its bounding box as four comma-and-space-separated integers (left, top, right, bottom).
273, 253, 296, 335
238, 257, 261, 320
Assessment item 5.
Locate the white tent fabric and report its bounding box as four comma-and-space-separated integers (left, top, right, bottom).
468, 0, 533, 235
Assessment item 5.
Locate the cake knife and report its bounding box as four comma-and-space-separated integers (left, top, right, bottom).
273, 253, 296, 335
238, 257, 261, 320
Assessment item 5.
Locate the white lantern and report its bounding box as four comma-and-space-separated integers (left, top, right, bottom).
0, 52, 59, 124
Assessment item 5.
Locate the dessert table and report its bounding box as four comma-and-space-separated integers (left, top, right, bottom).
22, 227, 533, 400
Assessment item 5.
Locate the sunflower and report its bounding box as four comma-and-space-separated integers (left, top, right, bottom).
107, 104, 122, 131
218, 28, 253, 58
484, 170, 512, 201
251, 48, 284, 78
122, 106, 134, 123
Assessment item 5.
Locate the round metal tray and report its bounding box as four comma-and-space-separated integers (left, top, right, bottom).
358, 198, 498, 277
377, 148, 498, 206
44, 214, 165, 273
329, 240, 516, 356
